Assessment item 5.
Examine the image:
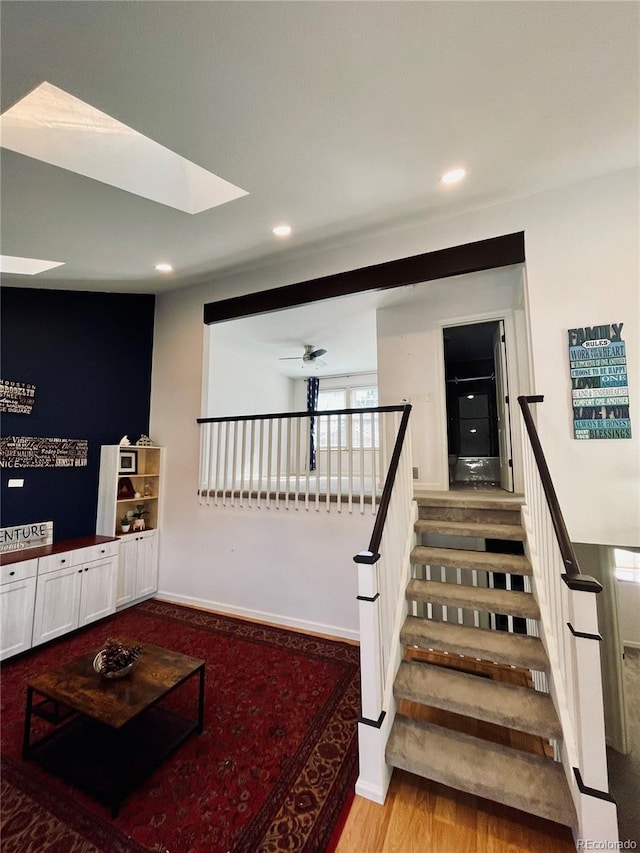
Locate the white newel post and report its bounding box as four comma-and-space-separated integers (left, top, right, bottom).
567, 581, 619, 843
354, 552, 393, 804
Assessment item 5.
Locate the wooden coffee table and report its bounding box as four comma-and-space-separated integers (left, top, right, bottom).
23, 641, 205, 816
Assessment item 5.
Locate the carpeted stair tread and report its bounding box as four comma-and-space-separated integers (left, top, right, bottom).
415, 518, 526, 541
414, 494, 524, 511
394, 660, 561, 739
400, 615, 550, 671
386, 715, 575, 828
406, 578, 540, 619
418, 506, 523, 525
411, 546, 532, 576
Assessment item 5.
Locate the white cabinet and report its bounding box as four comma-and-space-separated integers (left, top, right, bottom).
32, 550, 118, 647
1, 558, 38, 661
97, 444, 163, 610
116, 530, 158, 609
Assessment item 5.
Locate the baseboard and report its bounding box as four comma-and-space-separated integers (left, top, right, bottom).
354, 777, 387, 805
155, 590, 360, 643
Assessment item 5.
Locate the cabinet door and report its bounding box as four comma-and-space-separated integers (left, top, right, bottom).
32, 566, 82, 646
1, 576, 36, 660
116, 537, 138, 608
136, 531, 159, 599
78, 557, 117, 627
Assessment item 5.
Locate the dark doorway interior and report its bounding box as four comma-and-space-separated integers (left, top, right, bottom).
443, 321, 501, 488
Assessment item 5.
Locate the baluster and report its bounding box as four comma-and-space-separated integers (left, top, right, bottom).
472, 568, 479, 627
285, 416, 291, 510
276, 417, 282, 510
303, 415, 310, 511
315, 415, 322, 511
295, 416, 301, 511
258, 419, 265, 510
370, 411, 378, 514
359, 411, 365, 514
267, 419, 273, 510
214, 422, 222, 506
249, 420, 255, 509
231, 421, 239, 507
347, 412, 354, 514
336, 411, 342, 512
222, 421, 230, 506
326, 414, 332, 513
240, 420, 247, 508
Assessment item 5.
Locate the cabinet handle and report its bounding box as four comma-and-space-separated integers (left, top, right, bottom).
61, 559, 66, 563
78, 569, 83, 574
100, 549, 105, 554
9, 571, 15, 576
84, 567, 89, 572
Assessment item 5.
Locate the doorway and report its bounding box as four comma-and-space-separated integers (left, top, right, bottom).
443, 320, 513, 492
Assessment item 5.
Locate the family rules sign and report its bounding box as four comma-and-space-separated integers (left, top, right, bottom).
569, 322, 631, 440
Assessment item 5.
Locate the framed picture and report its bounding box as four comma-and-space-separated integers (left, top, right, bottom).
118, 450, 138, 475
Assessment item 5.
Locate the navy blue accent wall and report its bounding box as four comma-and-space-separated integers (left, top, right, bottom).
1, 287, 155, 541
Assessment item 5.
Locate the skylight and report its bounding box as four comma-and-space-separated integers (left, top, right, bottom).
0, 82, 248, 214
0, 255, 65, 275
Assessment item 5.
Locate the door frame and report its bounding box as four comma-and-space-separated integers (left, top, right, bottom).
436, 309, 524, 493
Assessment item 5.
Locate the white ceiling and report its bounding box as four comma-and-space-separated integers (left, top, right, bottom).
1, 2, 637, 293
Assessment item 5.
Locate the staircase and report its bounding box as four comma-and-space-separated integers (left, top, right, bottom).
385, 492, 576, 828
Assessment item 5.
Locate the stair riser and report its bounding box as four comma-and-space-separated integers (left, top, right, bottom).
418, 507, 521, 525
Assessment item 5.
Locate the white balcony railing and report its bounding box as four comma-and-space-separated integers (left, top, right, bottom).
197, 406, 404, 513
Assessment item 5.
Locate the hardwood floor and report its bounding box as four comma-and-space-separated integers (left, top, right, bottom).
334, 771, 575, 853
335, 650, 575, 853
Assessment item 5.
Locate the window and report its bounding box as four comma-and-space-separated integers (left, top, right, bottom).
317, 385, 378, 448
614, 548, 640, 583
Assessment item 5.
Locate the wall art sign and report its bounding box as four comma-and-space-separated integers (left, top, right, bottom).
0, 521, 54, 554
0, 380, 36, 414
568, 322, 632, 440
0, 436, 89, 468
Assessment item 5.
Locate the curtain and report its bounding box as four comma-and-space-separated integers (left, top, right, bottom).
307, 376, 319, 471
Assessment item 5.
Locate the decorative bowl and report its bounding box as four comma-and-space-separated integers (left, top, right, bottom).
93, 651, 137, 680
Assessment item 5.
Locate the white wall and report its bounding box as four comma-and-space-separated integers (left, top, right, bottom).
206, 334, 293, 417
376, 265, 524, 490
151, 168, 639, 637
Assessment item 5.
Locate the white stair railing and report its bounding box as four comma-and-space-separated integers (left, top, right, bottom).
519, 396, 618, 844
197, 406, 401, 513
353, 405, 415, 803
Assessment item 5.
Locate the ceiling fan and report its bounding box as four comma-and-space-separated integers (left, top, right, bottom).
279, 344, 328, 366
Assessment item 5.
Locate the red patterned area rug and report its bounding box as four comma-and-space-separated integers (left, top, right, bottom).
0, 600, 360, 852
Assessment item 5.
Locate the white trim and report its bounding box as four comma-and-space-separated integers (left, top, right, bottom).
623, 640, 640, 650
154, 590, 359, 642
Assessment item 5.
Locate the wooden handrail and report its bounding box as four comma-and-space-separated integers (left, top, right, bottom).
354, 405, 412, 565
518, 396, 601, 593
197, 405, 405, 424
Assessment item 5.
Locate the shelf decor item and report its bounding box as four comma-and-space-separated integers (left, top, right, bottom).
93, 638, 142, 679
135, 434, 154, 446
118, 450, 137, 475
119, 516, 131, 534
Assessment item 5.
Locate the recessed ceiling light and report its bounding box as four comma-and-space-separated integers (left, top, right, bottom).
467, 394, 475, 400
470, 429, 477, 434
440, 168, 466, 185
155, 263, 173, 272
272, 225, 292, 237
0, 82, 249, 214
0, 254, 65, 275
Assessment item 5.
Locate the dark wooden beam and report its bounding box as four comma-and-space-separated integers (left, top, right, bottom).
203, 232, 525, 324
